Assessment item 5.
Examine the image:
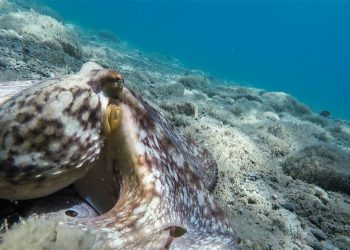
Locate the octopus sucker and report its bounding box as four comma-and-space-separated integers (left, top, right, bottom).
0, 62, 240, 249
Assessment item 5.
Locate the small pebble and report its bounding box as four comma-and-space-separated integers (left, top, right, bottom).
272, 203, 280, 210
0, 213, 21, 232
0, 59, 6, 68
269, 176, 279, 183
281, 203, 296, 212
311, 228, 327, 241
248, 172, 259, 181
314, 187, 329, 205
314, 187, 326, 198
321, 241, 339, 250
247, 196, 257, 204
243, 239, 253, 247
313, 199, 328, 211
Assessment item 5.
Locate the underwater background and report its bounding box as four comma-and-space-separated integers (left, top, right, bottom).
42, 0, 350, 120
1, 1, 350, 249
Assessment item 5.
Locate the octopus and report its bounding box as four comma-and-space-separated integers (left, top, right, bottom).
0, 62, 240, 249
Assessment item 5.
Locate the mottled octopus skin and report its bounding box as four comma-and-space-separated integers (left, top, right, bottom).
0, 63, 123, 199
0, 63, 240, 249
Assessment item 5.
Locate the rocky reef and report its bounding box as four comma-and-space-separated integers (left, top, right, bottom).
0, 1, 349, 249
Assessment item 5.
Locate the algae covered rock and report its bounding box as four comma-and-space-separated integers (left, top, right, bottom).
1, 217, 107, 250
178, 73, 211, 90
0, 10, 81, 59
263, 92, 312, 117
152, 81, 185, 98
282, 144, 350, 194
160, 100, 198, 117
97, 29, 119, 43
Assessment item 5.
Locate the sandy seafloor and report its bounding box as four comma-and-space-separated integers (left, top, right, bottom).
0, 1, 349, 249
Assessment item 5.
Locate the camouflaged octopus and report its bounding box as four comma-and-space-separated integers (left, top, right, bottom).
0, 62, 240, 249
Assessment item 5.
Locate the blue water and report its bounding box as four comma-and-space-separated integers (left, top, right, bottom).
43, 0, 350, 120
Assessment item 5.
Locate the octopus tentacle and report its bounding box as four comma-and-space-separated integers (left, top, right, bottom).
0, 79, 45, 105
136, 93, 219, 191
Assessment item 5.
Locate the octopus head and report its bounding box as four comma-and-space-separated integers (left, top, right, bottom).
0, 62, 124, 200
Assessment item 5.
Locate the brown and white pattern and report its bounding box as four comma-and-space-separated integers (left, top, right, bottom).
0, 63, 240, 249
0, 62, 123, 199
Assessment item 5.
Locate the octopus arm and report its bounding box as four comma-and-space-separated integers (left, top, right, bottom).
0, 80, 43, 105
135, 93, 218, 191
85, 87, 240, 249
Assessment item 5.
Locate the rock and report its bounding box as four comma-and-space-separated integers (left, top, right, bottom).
243, 239, 253, 248
263, 111, 280, 121
303, 114, 329, 127
314, 187, 329, 205
272, 203, 280, 210
312, 199, 327, 211
282, 144, 350, 194
247, 196, 257, 204
321, 241, 339, 250
310, 228, 327, 241
0, 217, 106, 249
334, 235, 350, 250
263, 92, 312, 117
97, 29, 119, 43
305, 231, 323, 250
178, 74, 210, 90
247, 172, 259, 181
0, 212, 21, 231
281, 203, 296, 212
153, 82, 185, 98
0, 58, 6, 68
184, 89, 208, 101
160, 100, 198, 117
270, 176, 279, 183
267, 124, 289, 139
134, 70, 153, 84
311, 243, 323, 250
0, 11, 82, 59
314, 187, 328, 199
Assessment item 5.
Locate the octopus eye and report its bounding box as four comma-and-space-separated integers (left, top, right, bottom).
88, 69, 124, 96
101, 71, 124, 98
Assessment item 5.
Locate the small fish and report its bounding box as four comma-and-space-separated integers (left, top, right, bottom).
0, 62, 240, 249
